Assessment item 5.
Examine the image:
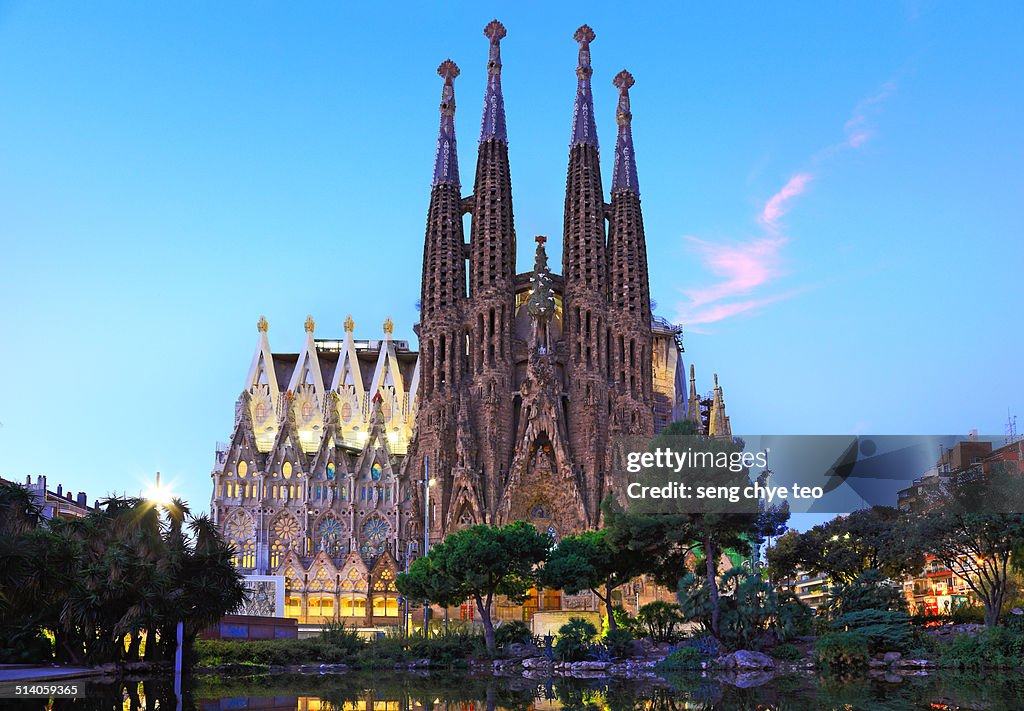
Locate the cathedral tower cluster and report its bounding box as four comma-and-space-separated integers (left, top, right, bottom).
409, 21, 715, 542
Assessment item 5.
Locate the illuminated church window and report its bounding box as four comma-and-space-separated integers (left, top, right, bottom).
283, 462, 293, 479
302, 401, 314, 419
224, 510, 255, 569
372, 567, 399, 617
327, 462, 336, 480
340, 567, 367, 618
371, 463, 383, 481
361, 515, 390, 558
270, 513, 298, 568
237, 461, 247, 478
530, 504, 548, 519
255, 403, 268, 419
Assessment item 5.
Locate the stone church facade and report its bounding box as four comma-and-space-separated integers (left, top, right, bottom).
211, 21, 731, 627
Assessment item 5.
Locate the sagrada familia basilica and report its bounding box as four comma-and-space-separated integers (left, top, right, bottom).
211, 21, 732, 626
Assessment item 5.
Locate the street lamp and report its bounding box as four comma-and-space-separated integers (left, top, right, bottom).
417, 456, 437, 636
144, 472, 184, 707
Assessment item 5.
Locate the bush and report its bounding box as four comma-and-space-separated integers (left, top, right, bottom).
940, 626, 1024, 669
602, 627, 633, 659
655, 646, 705, 671
815, 632, 869, 669
608, 604, 639, 635
831, 609, 914, 653
684, 634, 722, 658
554, 617, 598, 662
638, 600, 684, 643
771, 643, 803, 661
826, 569, 906, 616
494, 620, 532, 648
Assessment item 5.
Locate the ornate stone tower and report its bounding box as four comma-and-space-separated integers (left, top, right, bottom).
561, 25, 609, 526
607, 70, 654, 441
466, 20, 517, 521
417, 59, 466, 544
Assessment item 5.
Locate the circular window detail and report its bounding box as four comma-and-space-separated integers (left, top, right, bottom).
360, 515, 390, 558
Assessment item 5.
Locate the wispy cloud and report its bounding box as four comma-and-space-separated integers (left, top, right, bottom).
758, 173, 813, 233
675, 81, 896, 328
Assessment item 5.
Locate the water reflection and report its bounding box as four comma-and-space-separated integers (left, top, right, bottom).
21, 671, 1024, 711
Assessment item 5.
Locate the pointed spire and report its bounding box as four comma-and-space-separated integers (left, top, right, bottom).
611, 70, 639, 194
257, 315, 269, 333
526, 236, 556, 320
570, 25, 598, 148
432, 59, 461, 188
480, 20, 508, 143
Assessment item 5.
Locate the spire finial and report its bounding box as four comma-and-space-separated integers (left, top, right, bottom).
570, 25, 598, 148
689, 363, 695, 379
714, 372, 719, 388
383, 317, 394, 335
257, 315, 268, 333
432, 60, 461, 187
343, 315, 354, 333
304, 315, 315, 334
480, 20, 508, 143
611, 69, 639, 194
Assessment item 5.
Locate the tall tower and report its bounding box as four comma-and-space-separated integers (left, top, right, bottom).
417, 59, 466, 544
607, 70, 654, 438
468, 20, 517, 518
561, 25, 609, 525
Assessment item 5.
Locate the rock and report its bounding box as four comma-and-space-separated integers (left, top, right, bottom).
521, 657, 553, 670
1012, 607, 1023, 616
508, 642, 539, 658
716, 650, 775, 671
883, 652, 902, 663
868, 660, 887, 668
569, 661, 610, 671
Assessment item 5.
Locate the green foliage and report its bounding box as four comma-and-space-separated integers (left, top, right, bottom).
396, 521, 550, 652
825, 569, 907, 617
554, 617, 598, 662
601, 627, 634, 659
0, 482, 244, 666
604, 423, 789, 639
654, 645, 705, 670
938, 627, 1024, 669
542, 529, 644, 631
830, 609, 914, 653
607, 604, 638, 635
766, 506, 922, 584
914, 463, 1024, 627
771, 643, 803, 661
678, 570, 813, 650
815, 632, 869, 669
637, 600, 684, 643
494, 620, 532, 648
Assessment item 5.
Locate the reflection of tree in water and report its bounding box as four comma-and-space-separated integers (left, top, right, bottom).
62, 671, 1024, 711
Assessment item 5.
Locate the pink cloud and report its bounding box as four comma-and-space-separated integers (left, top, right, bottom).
759, 172, 813, 232
683, 236, 788, 307
672, 81, 895, 328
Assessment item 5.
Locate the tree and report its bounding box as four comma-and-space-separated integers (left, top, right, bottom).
396, 521, 550, 653
766, 506, 922, 585
915, 463, 1024, 627
607, 420, 789, 639
541, 529, 645, 631
636, 600, 683, 642
0, 482, 244, 665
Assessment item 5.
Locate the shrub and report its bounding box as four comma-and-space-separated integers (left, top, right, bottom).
602, 627, 633, 659
494, 620, 532, 648
825, 569, 906, 616
815, 632, 869, 669
831, 609, 913, 653
408, 628, 486, 666
950, 603, 987, 625
684, 634, 721, 659
554, 617, 598, 662
771, 643, 803, 661
679, 570, 813, 650
655, 646, 705, 671
608, 604, 639, 635
638, 600, 684, 643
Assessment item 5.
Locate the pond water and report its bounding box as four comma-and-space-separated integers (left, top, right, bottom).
14, 671, 1024, 711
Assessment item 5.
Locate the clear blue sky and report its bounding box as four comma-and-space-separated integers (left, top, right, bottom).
1, 2, 1021, 526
